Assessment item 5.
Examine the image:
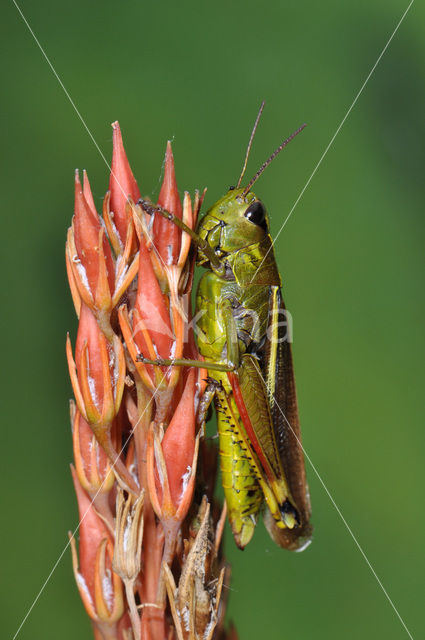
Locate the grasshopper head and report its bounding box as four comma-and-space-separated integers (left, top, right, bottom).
196, 187, 270, 264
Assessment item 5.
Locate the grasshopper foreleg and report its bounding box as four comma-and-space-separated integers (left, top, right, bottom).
139, 198, 197, 238
138, 198, 224, 272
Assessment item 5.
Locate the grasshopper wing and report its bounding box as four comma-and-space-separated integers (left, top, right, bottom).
261, 286, 312, 551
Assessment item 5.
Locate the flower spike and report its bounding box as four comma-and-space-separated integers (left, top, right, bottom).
66, 123, 233, 640
113, 488, 145, 639
69, 466, 124, 627
72, 405, 115, 496
109, 121, 141, 248
154, 141, 183, 265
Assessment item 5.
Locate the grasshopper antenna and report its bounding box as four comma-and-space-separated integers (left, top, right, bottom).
242, 123, 307, 196
236, 100, 266, 188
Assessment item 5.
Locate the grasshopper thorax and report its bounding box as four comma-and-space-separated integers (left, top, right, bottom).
196, 187, 270, 269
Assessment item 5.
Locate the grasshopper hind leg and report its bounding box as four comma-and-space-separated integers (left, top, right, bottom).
280, 499, 301, 528
214, 382, 263, 549
196, 377, 263, 549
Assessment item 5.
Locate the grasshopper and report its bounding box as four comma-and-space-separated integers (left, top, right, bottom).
138, 104, 312, 550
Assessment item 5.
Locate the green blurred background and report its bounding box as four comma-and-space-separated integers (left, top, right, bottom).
1, 1, 424, 638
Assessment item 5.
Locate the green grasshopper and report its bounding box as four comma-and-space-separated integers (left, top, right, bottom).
138, 104, 312, 550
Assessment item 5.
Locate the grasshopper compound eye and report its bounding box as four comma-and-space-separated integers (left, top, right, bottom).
244, 200, 267, 230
